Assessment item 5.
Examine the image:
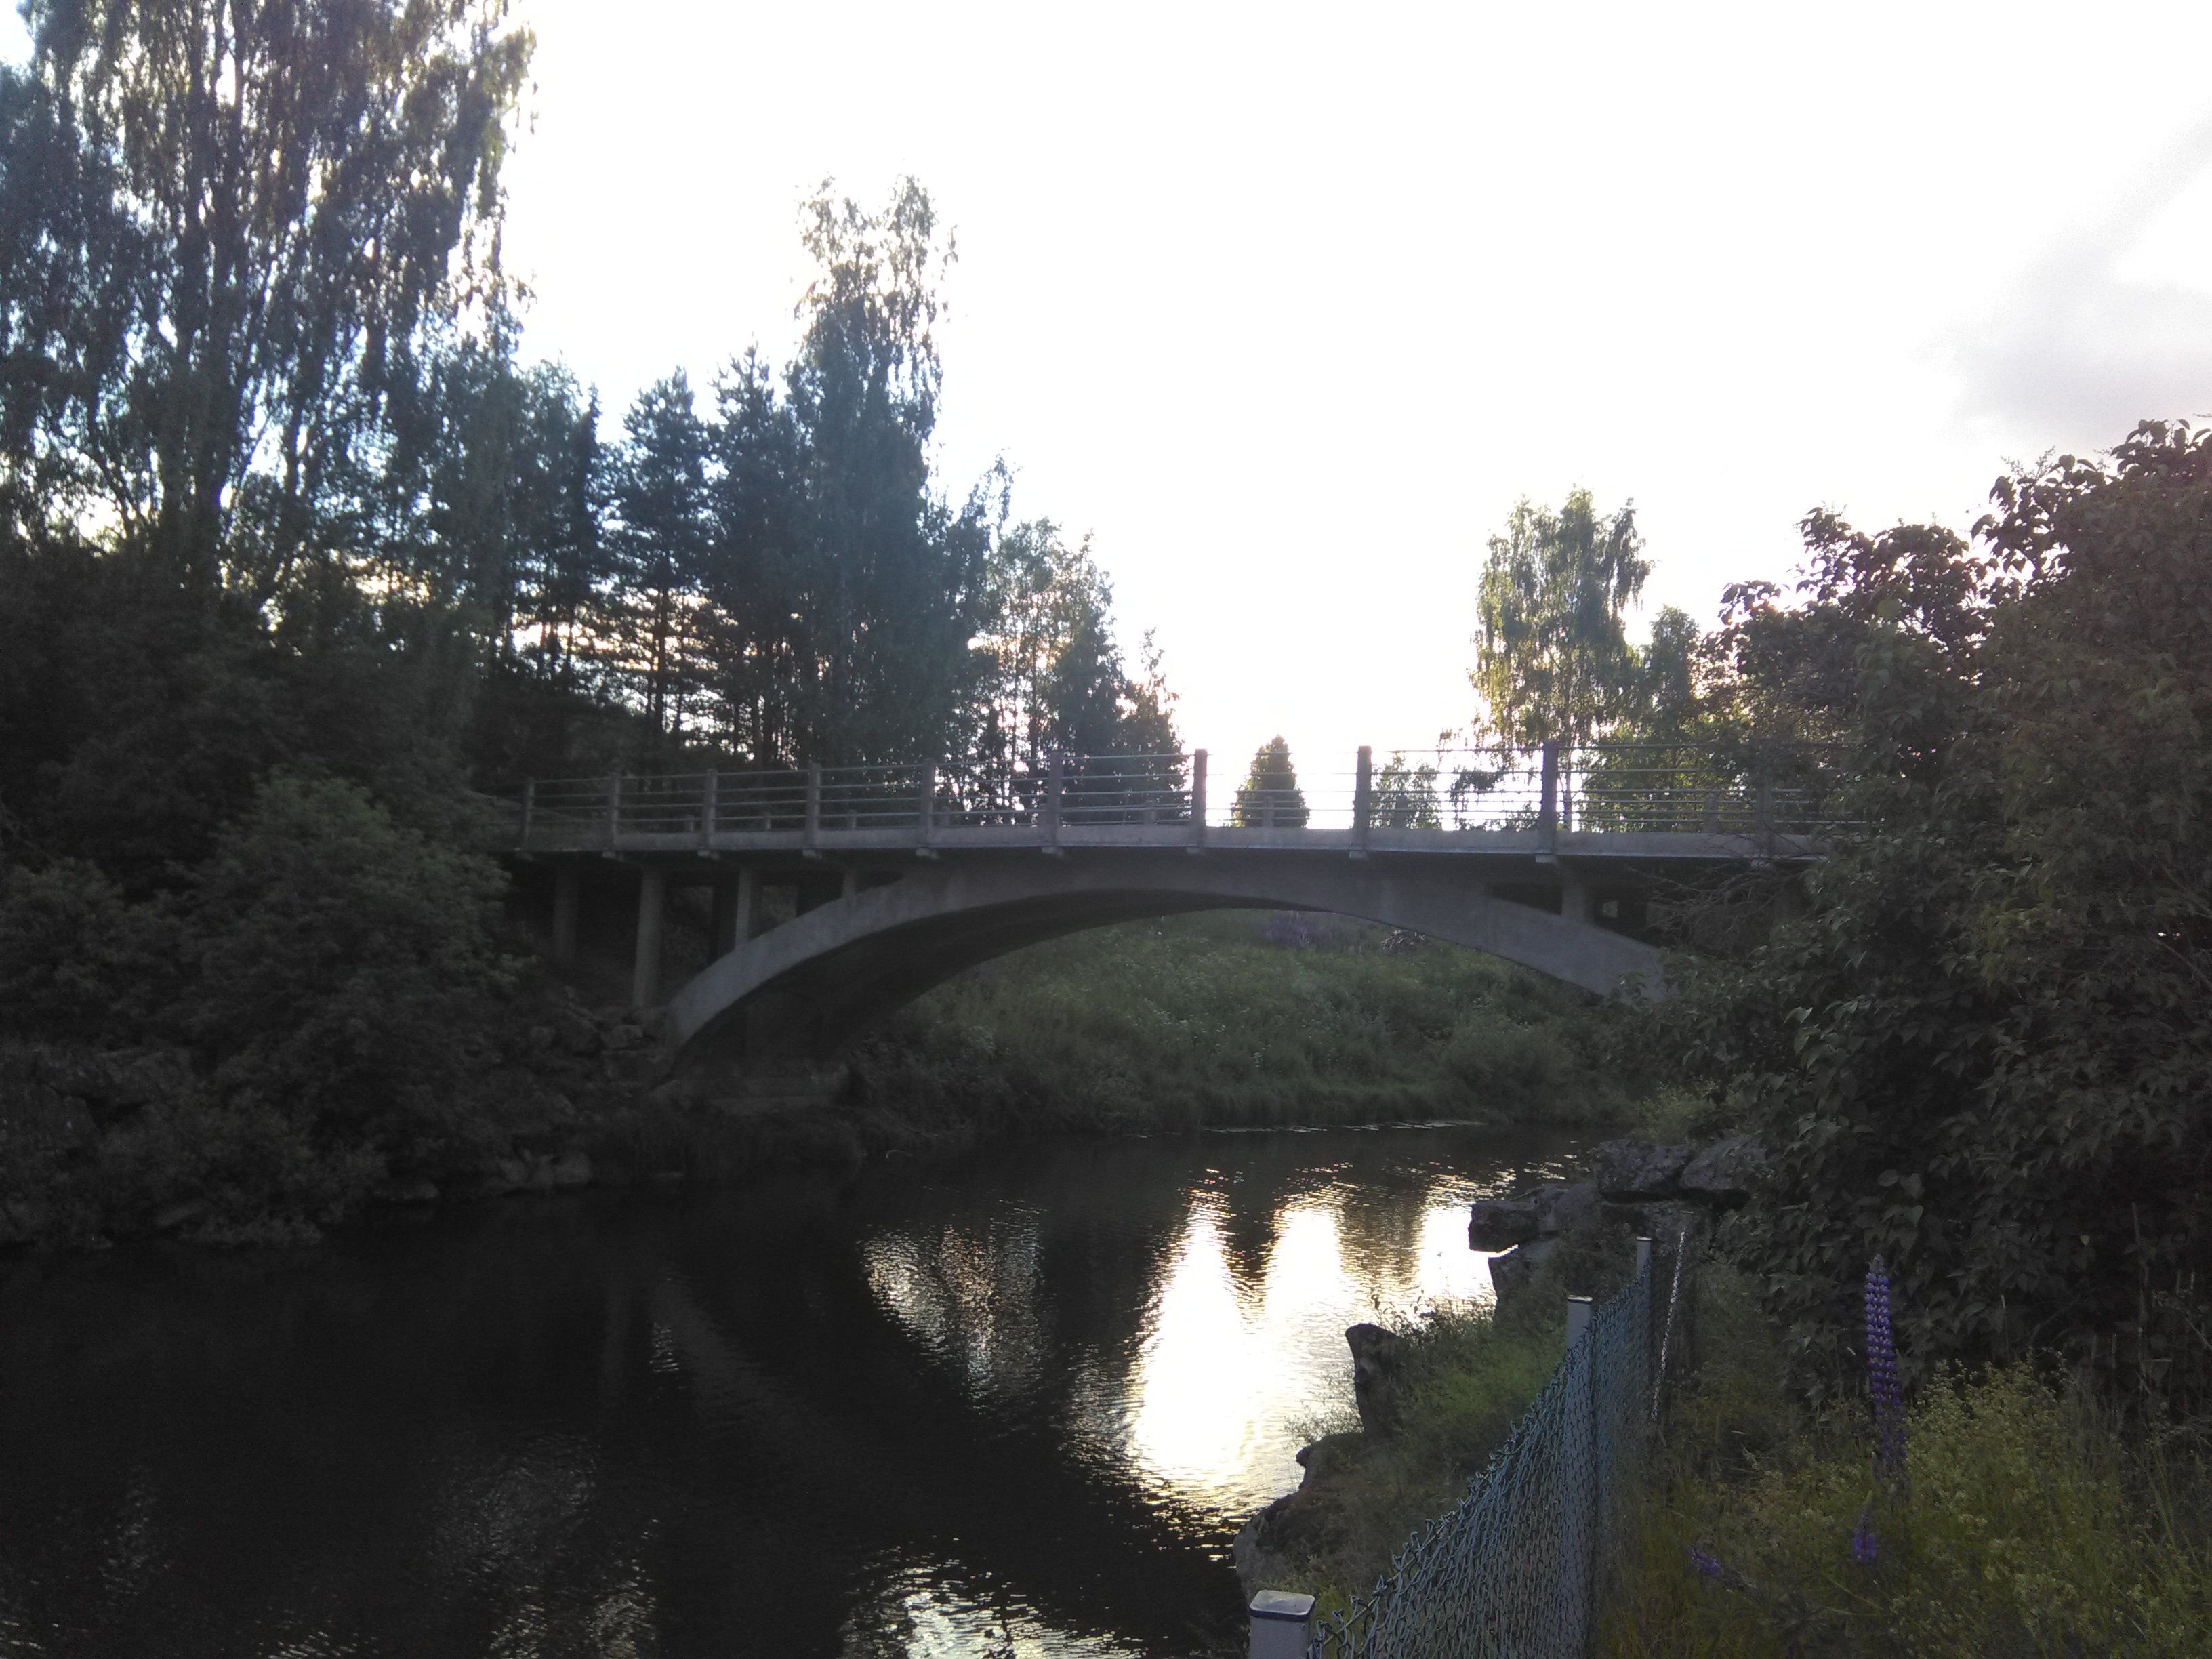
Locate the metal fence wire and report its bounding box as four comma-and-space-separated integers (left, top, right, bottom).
1309, 1237, 1692, 1659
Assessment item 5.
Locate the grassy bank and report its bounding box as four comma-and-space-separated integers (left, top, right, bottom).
1599, 1263, 2212, 1656
1243, 1222, 1646, 1616
851, 909, 1659, 1134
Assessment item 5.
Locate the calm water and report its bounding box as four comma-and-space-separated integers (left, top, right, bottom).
0, 1125, 1578, 1658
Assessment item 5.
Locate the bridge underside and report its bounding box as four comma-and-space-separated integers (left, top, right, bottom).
659, 851, 1668, 1068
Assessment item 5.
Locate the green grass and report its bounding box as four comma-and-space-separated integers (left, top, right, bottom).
1601, 1264, 2212, 1657
851, 909, 1657, 1134
1258, 1221, 1647, 1617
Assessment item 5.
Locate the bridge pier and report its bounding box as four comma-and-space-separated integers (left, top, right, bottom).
552, 865, 580, 967
1558, 865, 1597, 926
632, 867, 666, 1010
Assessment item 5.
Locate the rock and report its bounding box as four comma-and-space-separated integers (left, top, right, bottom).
1679, 1136, 1770, 1206
1530, 1181, 1601, 1235
600, 1023, 644, 1053
373, 1177, 441, 1205
1487, 1237, 1555, 1307
556, 1019, 600, 1057
550, 1151, 594, 1190
1468, 1194, 1542, 1249
1347, 1324, 1410, 1435
1593, 1140, 1695, 1200
152, 1199, 207, 1232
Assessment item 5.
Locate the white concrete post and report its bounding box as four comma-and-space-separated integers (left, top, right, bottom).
1247, 1591, 1314, 1659
1567, 1293, 1593, 1349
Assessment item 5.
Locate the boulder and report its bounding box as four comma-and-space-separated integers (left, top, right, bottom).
1679, 1136, 1770, 1206
1531, 1181, 1601, 1235
1467, 1194, 1542, 1250
1347, 1323, 1411, 1435
600, 1023, 645, 1053
1593, 1140, 1694, 1200
1487, 1237, 1554, 1307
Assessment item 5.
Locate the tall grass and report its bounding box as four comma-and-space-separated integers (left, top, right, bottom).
1602, 1265, 2212, 1656
852, 910, 1654, 1134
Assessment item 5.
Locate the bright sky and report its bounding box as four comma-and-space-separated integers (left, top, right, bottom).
12, 5, 2212, 779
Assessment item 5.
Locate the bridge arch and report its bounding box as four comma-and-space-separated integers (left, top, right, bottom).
665, 851, 1664, 1067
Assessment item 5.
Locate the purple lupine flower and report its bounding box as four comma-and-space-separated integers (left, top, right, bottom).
1864, 1256, 1906, 1479
1687, 1547, 1724, 1581
1851, 1504, 1879, 1565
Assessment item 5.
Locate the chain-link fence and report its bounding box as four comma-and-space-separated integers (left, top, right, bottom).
1308, 1234, 1694, 1659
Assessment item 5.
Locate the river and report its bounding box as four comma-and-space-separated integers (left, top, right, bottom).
0, 1124, 1578, 1658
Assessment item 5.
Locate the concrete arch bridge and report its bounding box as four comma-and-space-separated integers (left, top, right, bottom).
492, 743, 1833, 1071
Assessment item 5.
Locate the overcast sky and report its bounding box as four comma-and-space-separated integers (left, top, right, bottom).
12, 4, 2211, 775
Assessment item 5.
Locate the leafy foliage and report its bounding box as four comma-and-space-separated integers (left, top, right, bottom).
1660, 422, 2212, 1398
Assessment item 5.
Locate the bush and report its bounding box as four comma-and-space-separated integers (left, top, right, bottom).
1604, 1265, 2212, 1657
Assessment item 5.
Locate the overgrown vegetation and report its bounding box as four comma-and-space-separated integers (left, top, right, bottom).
1603, 1264, 2212, 1656
853, 911, 1657, 1134
1253, 1221, 1645, 1616
1642, 422, 2212, 1401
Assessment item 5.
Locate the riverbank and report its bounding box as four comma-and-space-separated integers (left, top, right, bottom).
2, 900, 1665, 1250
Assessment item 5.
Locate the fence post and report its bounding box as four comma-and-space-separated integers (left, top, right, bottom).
701, 768, 718, 851
1046, 750, 1064, 846
917, 763, 936, 848
1246, 1591, 1314, 1659
520, 778, 536, 847
1538, 741, 1559, 859
1702, 788, 1721, 834
1353, 745, 1372, 855
804, 763, 822, 853
1190, 749, 1208, 851
605, 771, 622, 850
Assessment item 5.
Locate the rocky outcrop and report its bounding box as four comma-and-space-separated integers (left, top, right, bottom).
1593, 1140, 1695, 1200
1679, 1135, 1769, 1206
1347, 1323, 1410, 1435
1467, 1194, 1542, 1249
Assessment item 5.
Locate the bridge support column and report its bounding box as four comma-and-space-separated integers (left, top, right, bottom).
1558, 866, 1597, 926
710, 874, 741, 960
552, 865, 580, 967
841, 866, 860, 901
632, 867, 666, 1010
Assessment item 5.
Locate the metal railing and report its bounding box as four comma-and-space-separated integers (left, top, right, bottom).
1305, 1235, 1694, 1658
494, 741, 1850, 852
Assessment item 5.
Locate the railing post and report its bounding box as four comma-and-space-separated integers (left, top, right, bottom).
1189, 749, 1208, 851
1756, 780, 1774, 840
1702, 788, 1721, 834
1246, 1591, 1314, 1659
1353, 745, 1372, 855
917, 763, 936, 847
1046, 750, 1064, 846
701, 768, 718, 850
605, 771, 622, 850
520, 778, 536, 847
804, 762, 822, 851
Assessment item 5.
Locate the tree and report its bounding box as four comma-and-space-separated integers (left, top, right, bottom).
1233, 737, 1308, 827
0, 0, 531, 594
611, 373, 712, 743
1662, 420, 2212, 1401
1471, 489, 1650, 756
